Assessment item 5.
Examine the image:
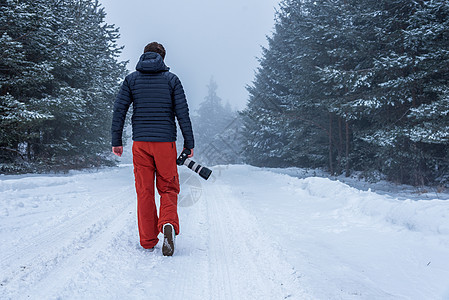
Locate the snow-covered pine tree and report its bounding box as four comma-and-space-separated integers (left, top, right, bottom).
35, 0, 126, 169
310, 0, 380, 176
296, 0, 357, 175
401, 0, 449, 184
339, 0, 449, 185
242, 0, 341, 169
242, 0, 308, 168
0, 0, 126, 172
0, 0, 54, 171
241, 37, 291, 167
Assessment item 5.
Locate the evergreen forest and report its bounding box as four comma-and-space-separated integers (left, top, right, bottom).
0, 0, 126, 173
241, 0, 449, 186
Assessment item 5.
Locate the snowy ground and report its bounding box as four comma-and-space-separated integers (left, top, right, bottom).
1, 164, 449, 299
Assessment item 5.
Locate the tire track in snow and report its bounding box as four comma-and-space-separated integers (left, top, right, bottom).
1, 185, 135, 298
1, 185, 132, 267
23, 199, 136, 299
206, 184, 236, 300
204, 182, 305, 299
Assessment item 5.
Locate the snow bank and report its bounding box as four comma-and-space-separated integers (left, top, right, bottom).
295, 176, 449, 236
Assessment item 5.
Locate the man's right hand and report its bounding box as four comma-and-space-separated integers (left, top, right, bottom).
184, 148, 194, 158
112, 146, 123, 157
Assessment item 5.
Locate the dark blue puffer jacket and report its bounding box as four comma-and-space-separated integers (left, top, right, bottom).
111, 52, 194, 149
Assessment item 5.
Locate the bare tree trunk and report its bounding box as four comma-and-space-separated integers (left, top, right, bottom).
337, 117, 343, 175
329, 112, 334, 175
345, 121, 350, 177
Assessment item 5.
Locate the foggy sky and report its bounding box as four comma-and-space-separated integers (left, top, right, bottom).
99, 0, 279, 111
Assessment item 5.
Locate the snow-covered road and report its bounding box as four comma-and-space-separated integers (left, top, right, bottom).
1, 165, 449, 299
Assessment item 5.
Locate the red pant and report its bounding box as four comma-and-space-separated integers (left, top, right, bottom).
132, 141, 180, 249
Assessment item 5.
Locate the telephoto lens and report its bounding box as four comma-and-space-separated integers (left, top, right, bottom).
176, 149, 212, 180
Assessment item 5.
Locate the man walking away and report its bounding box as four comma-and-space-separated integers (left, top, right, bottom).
111, 42, 194, 256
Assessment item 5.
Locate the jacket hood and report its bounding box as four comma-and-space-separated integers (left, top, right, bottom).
136, 52, 169, 73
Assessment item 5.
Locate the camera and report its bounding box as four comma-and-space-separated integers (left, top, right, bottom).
176, 149, 212, 180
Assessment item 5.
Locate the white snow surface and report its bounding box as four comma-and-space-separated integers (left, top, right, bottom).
1, 164, 449, 299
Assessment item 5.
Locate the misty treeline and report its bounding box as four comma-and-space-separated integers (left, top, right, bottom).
241, 0, 449, 186
191, 77, 243, 166
0, 0, 126, 173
